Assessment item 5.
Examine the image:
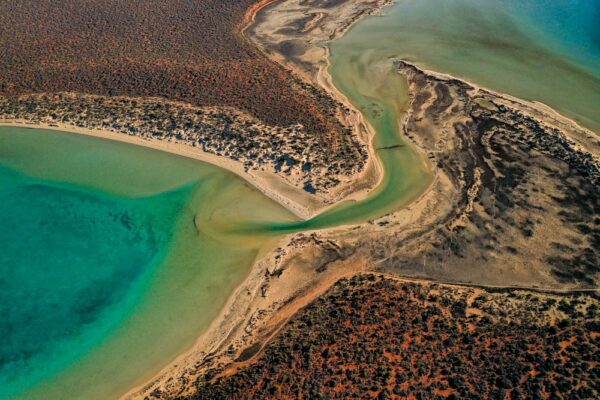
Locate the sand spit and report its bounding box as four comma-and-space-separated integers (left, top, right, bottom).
117, 0, 600, 398
124, 1, 599, 399
156, 60, 600, 398
247, 0, 397, 204
3, 0, 599, 398
120, 1, 399, 399
0, 90, 369, 219
246, 0, 600, 287
362, 61, 600, 288
0, 2, 393, 398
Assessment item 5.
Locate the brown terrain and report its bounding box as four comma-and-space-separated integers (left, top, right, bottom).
247, 0, 600, 289
186, 274, 599, 400
130, 1, 600, 399
0, 0, 359, 166
1, 1, 599, 399
365, 62, 600, 288
0, 93, 365, 196
135, 58, 600, 394
0, 0, 374, 200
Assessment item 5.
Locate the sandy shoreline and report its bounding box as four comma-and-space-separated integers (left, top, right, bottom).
0, 2, 393, 398
117, 1, 399, 399
3, 0, 599, 398
0, 120, 327, 220
399, 62, 600, 152
131, 7, 600, 395
0, 116, 321, 400
247, 0, 397, 206
0, 1, 397, 224
123, 0, 598, 395
96, 0, 600, 398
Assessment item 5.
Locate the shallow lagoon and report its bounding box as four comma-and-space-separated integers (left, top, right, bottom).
1, 0, 599, 398
0, 127, 296, 399
345, 0, 600, 132
267, 0, 600, 232
272, 0, 600, 233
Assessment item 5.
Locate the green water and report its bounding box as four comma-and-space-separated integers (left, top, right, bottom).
0, 127, 296, 399
349, 0, 600, 132
3, 0, 599, 398
0, 113, 430, 398
0, 167, 186, 398
249, 25, 434, 233
305, 30, 433, 228
271, 0, 600, 233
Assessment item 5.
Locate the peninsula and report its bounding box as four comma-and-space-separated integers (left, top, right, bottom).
0, 1, 598, 399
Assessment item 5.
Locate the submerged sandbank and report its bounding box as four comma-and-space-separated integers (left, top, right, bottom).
359, 0, 600, 133
133, 0, 600, 397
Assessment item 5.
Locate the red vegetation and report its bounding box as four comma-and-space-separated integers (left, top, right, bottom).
0, 0, 342, 140
188, 275, 599, 399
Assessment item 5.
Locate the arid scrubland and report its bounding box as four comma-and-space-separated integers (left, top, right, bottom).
187, 274, 599, 399
1, 1, 599, 399
0, 93, 365, 194
0, 0, 358, 156
138, 58, 600, 400
360, 62, 600, 288
133, 2, 600, 399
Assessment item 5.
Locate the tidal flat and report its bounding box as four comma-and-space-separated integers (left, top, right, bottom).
153, 1, 600, 396
1, 0, 600, 399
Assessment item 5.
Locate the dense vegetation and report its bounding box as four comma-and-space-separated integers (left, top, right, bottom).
0, 0, 344, 143
188, 274, 599, 399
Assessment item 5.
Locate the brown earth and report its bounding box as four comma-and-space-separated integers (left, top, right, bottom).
363, 62, 600, 289
131, 2, 600, 397
1, 92, 366, 200
163, 59, 600, 400
3, 1, 599, 399
0, 0, 347, 146
247, 0, 600, 289
185, 274, 599, 400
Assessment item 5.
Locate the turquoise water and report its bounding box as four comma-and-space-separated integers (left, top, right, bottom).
0, 165, 189, 398
250, 0, 600, 234
362, 0, 600, 132
514, 0, 600, 73
0, 127, 295, 399
2, 0, 599, 398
